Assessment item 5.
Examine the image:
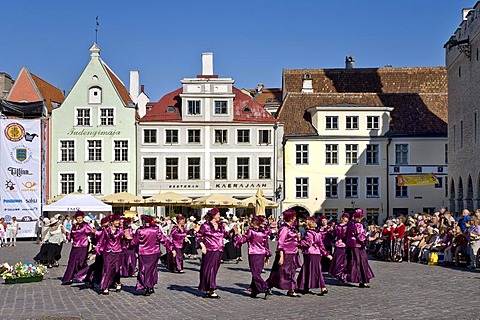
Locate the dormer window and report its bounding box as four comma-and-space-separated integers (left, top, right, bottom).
166, 106, 175, 113
89, 86, 102, 104
243, 107, 252, 112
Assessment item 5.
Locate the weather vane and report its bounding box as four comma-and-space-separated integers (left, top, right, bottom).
95, 16, 99, 44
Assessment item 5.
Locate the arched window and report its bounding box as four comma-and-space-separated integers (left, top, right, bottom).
89, 86, 102, 104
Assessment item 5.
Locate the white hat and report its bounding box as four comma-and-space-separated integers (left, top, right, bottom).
189, 216, 196, 221
232, 216, 239, 222
49, 218, 59, 226
133, 216, 140, 222
84, 216, 92, 222
54, 214, 62, 219
43, 217, 50, 223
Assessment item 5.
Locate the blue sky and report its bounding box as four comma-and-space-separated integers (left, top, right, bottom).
2, 0, 474, 101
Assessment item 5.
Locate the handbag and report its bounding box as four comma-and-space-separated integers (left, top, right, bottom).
428, 252, 438, 266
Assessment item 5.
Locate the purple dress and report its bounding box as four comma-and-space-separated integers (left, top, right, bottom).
196, 221, 230, 292
318, 225, 333, 271
329, 222, 348, 280
167, 225, 188, 272
345, 221, 375, 284
62, 222, 93, 284
266, 222, 300, 291
120, 227, 137, 277
235, 227, 271, 295
297, 228, 328, 291
131, 225, 169, 291
96, 226, 126, 291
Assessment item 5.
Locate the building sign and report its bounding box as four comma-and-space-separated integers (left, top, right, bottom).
67, 128, 121, 137
397, 173, 439, 186
0, 119, 41, 238
213, 182, 269, 189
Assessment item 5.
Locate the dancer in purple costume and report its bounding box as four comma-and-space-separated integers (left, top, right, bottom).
329, 212, 350, 282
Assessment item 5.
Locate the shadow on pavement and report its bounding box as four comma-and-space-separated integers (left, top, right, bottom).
167, 284, 204, 297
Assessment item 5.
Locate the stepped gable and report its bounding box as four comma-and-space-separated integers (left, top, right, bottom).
278, 92, 447, 136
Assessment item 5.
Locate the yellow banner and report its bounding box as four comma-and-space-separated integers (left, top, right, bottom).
397, 173, 439, 186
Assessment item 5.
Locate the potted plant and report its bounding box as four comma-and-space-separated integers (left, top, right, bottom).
1, 262, 48, 284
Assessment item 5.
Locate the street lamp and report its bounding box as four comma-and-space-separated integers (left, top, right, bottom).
77, 186, 83, 193
351, 201, 355, 209
275, 185, 282, 200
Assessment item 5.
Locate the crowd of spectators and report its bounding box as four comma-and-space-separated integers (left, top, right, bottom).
366, 208, 480, 269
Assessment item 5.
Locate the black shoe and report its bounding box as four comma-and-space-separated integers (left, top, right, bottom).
143, 289, 151, 296
101, 289, 109, 295
287, 291, 301, 297
264, 289, 272, 300
359, 283, 370, 288
115, 284, 122, 292
321, 288, 328, 294
317, 291, 324, 296
61, 281, 73, 286
249, 292, 258, 298
149, 288, 155, 294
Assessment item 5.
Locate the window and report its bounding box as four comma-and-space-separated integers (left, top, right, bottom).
296, 177, 309, 198
114, 140, 128, 162
325, 116, 338, 130
395, 144, 408, 165
325, 178, 338, 198
237, 129, 250, 143
60, 173, 75, 195
366, 144, 379, 165
345, 144, 358, 165
215, 158, 227, 179
367, 116, 379, 130
345, 177, 358, 198
165, 158, 179, 180
296, 144, 309, 164
100, 108, 114, 126
324, 209, 338, 221
113, 173, 128, 193
435, 177, 443, 189
188, 100, 201, 115
87, 173, 102, 194
166, 106, 175, 113
259, 157, 271, 179
188, 129, 201, 144
88, 87, 102, 104
325, 144, 338, 165
76, 108, 90, 126
87, 140, 102, 161
395, 177, 408, 198
366, 177, 380, 198
214, 129, 228, 144
144, 129, 157, 144
60, 140, 75, 162
214, 100, 228, 114
143, 158, 156, 180
165, 129, 178, 144
237, 158, 250, 179
366, 208, 379, 225
188, 158, 200, 180
258, 130, 271, 144
346, 116, 359, 129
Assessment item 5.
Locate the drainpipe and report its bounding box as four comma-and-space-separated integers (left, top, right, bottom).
386, 137, 392, 219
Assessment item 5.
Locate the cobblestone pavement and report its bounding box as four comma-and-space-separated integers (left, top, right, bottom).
0, 241, 478, 320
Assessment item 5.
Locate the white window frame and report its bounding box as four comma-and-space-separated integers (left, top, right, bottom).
295, 177, 309, 199
346, 116, 359, 130
366, 144, 380, 166
75, 107, 91, 126
214, 100, 228, 115
187, 100, 201, 115
258, 157, 271, 179
345, 144, 358, 165
165, 129, 179, 144
86, 172, 103, 195
187, 157, 201, 180
236, 157, 250, 180
214, 129, 228, 144
165, 157, 179, 180
394, 143, 409, 165
142, 157, 157, 180
99, 107, 115, 126
345, 177, 359, 198
59, 172, 76, 195
325, 144, 338, 165
214, 157, 228, 180
59, 139, 75, 162
236, 129, 251, 144
86, 139, 103, 162
113, 139, 129, 162
366, 116, 380, 130
187, 129, 201, 144
113, 172, 128, 194
258, 129, 272, 145
365, 176, 381, 198
295, 144, 309, 165
325, 177, 338, 199
325, 116, 339, 130
143, 129, 158, 144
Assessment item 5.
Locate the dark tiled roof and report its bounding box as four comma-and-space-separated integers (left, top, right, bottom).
246, 88, 283, 106
277, 93, 447, 136
140, 86, 277, 124
103, 64, 133, 106
283, 67, 447, 94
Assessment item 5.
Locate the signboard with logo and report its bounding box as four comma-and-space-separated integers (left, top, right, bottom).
0, 119, 41, 238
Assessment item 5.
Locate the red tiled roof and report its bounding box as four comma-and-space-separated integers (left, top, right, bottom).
246, 88, 283, 106
140, 86, 277, 123
283, 67, 447, 94
104, 64, 133, 106
30, 73, 64, 112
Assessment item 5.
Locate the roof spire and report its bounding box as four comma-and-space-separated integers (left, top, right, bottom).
95, 16, 99, 44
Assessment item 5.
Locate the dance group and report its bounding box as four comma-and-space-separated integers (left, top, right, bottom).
54, 207, 374, 298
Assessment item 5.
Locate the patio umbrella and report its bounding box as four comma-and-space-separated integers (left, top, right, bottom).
238, 188, 278, 216
145, 192, 192, 205
99, 192, 145, 205
191, 193, 243, 208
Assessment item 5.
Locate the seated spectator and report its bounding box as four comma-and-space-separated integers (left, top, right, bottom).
467, 217, 480, 269
452, 225, 468, 266
408, 225, 426, 262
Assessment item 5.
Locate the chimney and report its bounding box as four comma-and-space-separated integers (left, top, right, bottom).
140, 85, 145, 93
257, 83, 264, 93
129, 70, 139, 104
463, 8, 473, 20
301, 73, 313, 93
202, 52, 214, 76
345, 56, 355, 69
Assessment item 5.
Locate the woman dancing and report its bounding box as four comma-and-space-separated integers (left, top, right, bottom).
329, 212, 350, 282
266, 209, 301, 297
234, 215, 271, 299
297, 217, 332, 295
120, 217, 137, 277
166, 215, 188, 273
131, 214, 170, 296
61, 211, 94, 285
196, 208, 234, 299
345, 209, 375, 288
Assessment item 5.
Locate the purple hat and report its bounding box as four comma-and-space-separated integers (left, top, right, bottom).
74, 210, 84, 218
252, 215, 266, 225
341, 212, 350, 219
319, 215, 327, 221
100, 217, 109, 225
206, 208, 220, 219
122, 217, 132, 225
176, 215, 185, 222
282, 209, 296, 221
306, 216, 316, 222
109, 214, 121, 222
353, 209, 365, 219
141, 214, 154, 223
